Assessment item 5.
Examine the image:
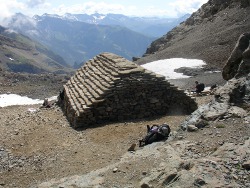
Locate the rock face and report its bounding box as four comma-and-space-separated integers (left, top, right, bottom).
223, 33, 250, 80
136, 0, 250, 69
61, 52, 197, 128
181, 33, 250, 130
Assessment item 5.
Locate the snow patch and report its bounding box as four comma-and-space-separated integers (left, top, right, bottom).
142, 58, 206, 79
0, 94, 57, 107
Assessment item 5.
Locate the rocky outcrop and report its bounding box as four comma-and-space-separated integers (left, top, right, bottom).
61, 52, 197, 128
223, 33, 250, 80
181, 32, 250, 130
181, 76, 249, 129
36, 138, 250, 188
186, 0, 250, 26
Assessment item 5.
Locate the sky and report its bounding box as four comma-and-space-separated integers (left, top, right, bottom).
0, 0, 208, 19
0, 58, 206, 107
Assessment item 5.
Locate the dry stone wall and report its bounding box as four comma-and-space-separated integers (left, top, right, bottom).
62, 52, 197, 128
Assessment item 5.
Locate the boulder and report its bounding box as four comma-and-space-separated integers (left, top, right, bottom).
227, 106, 248, 118
181, 32, 250, 130
222, 33, 250, 80
242, 160, 250, 170
181, 76, 249, 130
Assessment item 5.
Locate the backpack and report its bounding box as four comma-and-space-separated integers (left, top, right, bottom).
139, 124, 171, 147
158, 124, 171, 137
197, 83, 205, 91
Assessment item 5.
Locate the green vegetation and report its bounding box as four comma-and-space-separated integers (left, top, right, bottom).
216, 124, 225, 128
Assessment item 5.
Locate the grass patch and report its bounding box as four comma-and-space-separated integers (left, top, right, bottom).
216, 124, 225, 128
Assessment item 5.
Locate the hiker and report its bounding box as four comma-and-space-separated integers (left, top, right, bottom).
139, 123, 171, 147
42, 98, 51, 108
59, 89, 65, 102
193, 81, 205, 94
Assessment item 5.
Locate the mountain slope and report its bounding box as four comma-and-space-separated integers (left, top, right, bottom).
136, 0, 250, 70
0, 26, 70, 73
8, 14, 156, 66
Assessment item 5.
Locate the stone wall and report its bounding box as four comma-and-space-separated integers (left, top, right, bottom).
62, 53, 197, 128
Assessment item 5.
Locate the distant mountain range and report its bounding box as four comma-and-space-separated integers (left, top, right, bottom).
6, 13, 187, 66
0, 26, 70, 73
55, 13, 190, 38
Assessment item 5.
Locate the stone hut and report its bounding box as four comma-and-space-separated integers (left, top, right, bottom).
61, 52, 197, 128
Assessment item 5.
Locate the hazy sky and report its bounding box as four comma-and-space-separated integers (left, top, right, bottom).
0, 0, 208, 19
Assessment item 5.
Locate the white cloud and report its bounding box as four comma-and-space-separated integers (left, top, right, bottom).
53, 3, 168, 17
0, 0, 25, 20
26, 0, 49, 8
140, 6, 178, 17
53, 2, 125, 15
52, 1, 208, 17
0, 0, 209, 25
169, 0, 208, 16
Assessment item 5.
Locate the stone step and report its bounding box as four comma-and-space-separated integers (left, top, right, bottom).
96, 55, 118, 70
87, 61, 113, 88
71, 76, 93, 107
94, 58, 119, 77
84, 70, 109, 94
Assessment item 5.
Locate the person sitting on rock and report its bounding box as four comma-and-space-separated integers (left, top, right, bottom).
42, 98, 51, 108
193, 81, 205, 94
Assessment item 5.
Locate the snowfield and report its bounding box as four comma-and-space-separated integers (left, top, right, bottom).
141, 58, 206, 79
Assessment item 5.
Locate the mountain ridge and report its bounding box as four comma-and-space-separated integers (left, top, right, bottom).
48, 13, 190, 37
0, 25, 70, 73
136, 0, 250, 70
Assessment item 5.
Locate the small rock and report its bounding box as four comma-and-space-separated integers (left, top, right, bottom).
141, 183, 151, 188
113, 168, 118, 173
194, 178, 206, 186
142, 171, 147, 175
187, 124, 198, 132
128, 143, 136, 152
0, 182, 5, 186
242, 161, 250, 170
177, 136, 183, 140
